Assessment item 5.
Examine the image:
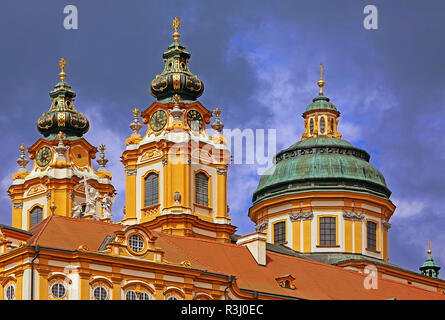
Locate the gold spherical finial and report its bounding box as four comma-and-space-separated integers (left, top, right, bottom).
19, 144, 26, 153
172, 17, 181, 42
58, 57, 67, 82
318, 64, 325, 95
132, 108, 139, 118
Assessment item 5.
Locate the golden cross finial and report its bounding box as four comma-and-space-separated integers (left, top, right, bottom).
317, 63, 325, 95
59, 57, 67, 82
427, 240, 432, 255
172, 17, 181, 42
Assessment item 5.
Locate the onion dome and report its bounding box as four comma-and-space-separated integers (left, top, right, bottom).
150, 17, 204, 102
37, 58, 89, 138
252, 65, 391, 204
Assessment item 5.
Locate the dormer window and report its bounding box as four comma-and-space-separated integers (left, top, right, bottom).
275, 275, 296, 290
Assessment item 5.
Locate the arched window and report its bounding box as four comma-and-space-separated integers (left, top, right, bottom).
330, 118, 334, 133
30, 206, 43, 228
367, 221, 377, 251
125, 290, 137, 300
5, 285, 15, 300
309, 118, 314, 135
144, 172, 159, 207
93, 286, 108, 300
320, 117, 325, 134
195, 172, 209, 207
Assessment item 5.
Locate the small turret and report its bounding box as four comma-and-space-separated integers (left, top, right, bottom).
420, 241, 441, 279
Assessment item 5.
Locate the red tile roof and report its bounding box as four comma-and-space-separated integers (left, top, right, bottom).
25, 215, 445, 300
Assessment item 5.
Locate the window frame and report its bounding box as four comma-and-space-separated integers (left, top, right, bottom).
142, 170, 160, 209
194, 171, 211, 208
272, 220, 287, 244
366, 219, 379, 252
317, 215, 338, 247
29, 205, 43, 228
5, 284, 15, 300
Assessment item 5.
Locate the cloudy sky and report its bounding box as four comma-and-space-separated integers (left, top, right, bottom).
0, 0, 444, 275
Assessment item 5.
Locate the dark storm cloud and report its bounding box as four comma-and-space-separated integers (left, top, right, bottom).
0, 0, 444, 273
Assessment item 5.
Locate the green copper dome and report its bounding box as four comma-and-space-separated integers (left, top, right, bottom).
252, 137, 391, 204
304, 94, 338, 113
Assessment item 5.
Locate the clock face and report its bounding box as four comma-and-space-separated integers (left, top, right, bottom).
149, 110, 168, 132
36, 146, 53, 167
187, 110, 203, 131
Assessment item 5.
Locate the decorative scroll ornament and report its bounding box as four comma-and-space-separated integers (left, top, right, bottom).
342, 211, 365, 221
216, 168, 227, 175
96, 144, 109, 172
13, 202, 23, 209
289, 212, 314, 222
382, 220, 392, 230
255, 221, 268, 232
126, 168, 137, 176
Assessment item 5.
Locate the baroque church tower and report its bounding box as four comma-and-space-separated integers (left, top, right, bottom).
8, 58, 116, 230
120, 18, 234, 242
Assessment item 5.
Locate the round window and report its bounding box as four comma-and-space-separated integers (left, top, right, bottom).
51, 283, 67, 299
93, 286, 108, 300
129, 235, 144, 252
5, 285, 14, 300
125, 290, 137, 300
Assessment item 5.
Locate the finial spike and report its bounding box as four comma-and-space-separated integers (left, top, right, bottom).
172, 17, 181, 42
318, 63, 325, 95
427, 240, 432, 256
58, 58, 67, 82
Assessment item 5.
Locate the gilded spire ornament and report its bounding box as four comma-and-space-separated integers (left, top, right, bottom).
172, 17, 181, 42
211, 108, 224, 134
129, 108, 142, 136
59, 57, 67, 82
318, 64, 325, 95
16, 145, 29, 173
97, 144, 109, 172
